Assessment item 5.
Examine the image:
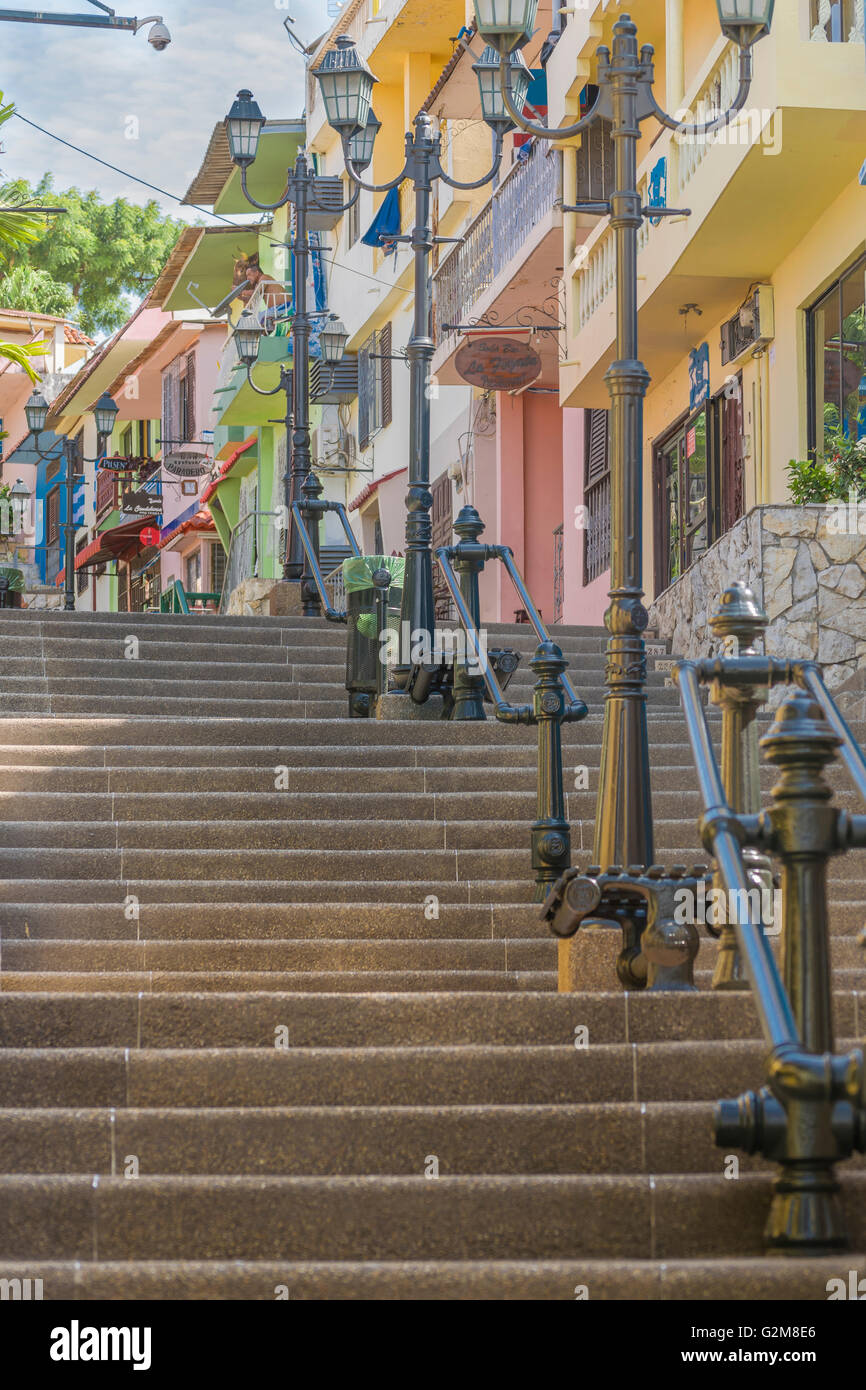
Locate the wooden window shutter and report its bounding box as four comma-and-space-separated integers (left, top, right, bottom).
380, 321, 392, 429
358, 335, 372, 449
185, 353, 197, 441
162, 372, 173, 451
585, 409, 609, 485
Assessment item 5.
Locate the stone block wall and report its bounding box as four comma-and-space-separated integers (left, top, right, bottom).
648, 505, 866, 691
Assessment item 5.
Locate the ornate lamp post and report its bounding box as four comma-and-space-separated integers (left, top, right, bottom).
26, 387, 119, 612
313, 35, 529, 698
224, 90, 358, 615
474, 0, 774, 875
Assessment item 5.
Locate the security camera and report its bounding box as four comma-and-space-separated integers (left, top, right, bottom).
136, 17, 171, 50
148, 21, 171, 51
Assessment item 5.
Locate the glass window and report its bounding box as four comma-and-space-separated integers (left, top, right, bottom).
185, 549, 202, 593
809, 255, 866, 456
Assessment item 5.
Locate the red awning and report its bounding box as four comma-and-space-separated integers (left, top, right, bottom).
201, 435, 257, 504
57, 516, 151, 583
348, 466, 407, 513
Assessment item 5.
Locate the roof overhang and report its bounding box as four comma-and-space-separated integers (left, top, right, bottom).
150, 225, 264, 314
182, 120, 305, 216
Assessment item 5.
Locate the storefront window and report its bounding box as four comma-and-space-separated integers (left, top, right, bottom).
808, 254, 866, 457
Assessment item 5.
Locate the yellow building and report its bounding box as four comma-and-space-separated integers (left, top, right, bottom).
550, 0, 866, 630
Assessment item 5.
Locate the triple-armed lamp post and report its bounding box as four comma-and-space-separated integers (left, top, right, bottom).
462, 0, 774, 876
25, 386, 119, 612
312, 34, 532, 696
224, 92, 353, 615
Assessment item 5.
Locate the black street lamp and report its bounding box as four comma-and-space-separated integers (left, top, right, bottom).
225, 90, 360, 616
476, 2, 773, 882
26, 387, 119, 612
314, 35, 516, 698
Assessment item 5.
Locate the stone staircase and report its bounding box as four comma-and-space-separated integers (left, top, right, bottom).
0, 607, 863, 1300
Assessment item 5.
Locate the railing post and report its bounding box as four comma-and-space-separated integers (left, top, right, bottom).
760, 696, 840, 1058
716, 694, 858, 1252
530, 639, 572, 902
450, 504, 487, 722
708, 583, 774, 991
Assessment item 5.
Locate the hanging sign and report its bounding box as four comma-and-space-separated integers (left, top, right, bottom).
99, 455, 139, 473
454, 335, 542, 392
139, 526, 160, 548
163, 451, 212, 478
688, 343, 710, 412
121, 489, 162, 516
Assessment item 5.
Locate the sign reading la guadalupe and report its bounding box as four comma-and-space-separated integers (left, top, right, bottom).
454, 335, 542, 392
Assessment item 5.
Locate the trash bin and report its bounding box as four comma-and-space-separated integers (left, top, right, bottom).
343, 554, 404, 717
0, 567, 24, 609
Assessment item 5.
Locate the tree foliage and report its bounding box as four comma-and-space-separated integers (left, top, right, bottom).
0, 264, 74, 317
0, 174, 184, 336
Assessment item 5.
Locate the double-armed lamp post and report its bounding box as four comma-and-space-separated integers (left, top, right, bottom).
312, 35, 532, 694
453, 0, 774, 878
25, 387, 119, 612
224, 94, 354, 615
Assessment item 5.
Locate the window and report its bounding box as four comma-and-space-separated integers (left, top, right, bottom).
575, 105, 614, 205
358, 322, 392, 449
345, 178, 360, 249
807, 254, 866, 460
210, 542, 226, 596
653, 409, 709, 594
76, 534, 89, 596
179, 353, 196, 443
162, 353, 196, 449
583, 409, 611, 585
185, 549, 202, 593
46, 486, 60, 543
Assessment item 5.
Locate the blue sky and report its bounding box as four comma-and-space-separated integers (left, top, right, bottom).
0, 0, 334, 222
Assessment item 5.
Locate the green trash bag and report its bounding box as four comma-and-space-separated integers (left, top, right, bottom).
343, 554, 404, 695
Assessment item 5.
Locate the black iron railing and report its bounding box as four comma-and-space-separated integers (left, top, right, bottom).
435, 504, 588, 901
673, 584, 866, 1254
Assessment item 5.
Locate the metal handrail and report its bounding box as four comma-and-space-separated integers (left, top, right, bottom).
675, 661, 799, 1050
670, 583, 866, 1254
435, 511, 588, 900
435, 543, 586, 723
797, 661, 866, 805
290, 498, 361, 625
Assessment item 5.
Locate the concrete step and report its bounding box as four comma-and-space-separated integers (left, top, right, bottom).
0, 938, 558, 974
0, 1255, 859, 1301
0, 969, 557, 995
0, 878, 538, 905
1, 1171, 864, 1260
0, 988, 857, 1049
2, 1038, 852, 1108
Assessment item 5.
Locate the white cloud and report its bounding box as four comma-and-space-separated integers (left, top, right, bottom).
0, 0, 329, 219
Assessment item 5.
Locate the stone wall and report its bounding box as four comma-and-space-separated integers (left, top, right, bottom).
648, 505, 866, 691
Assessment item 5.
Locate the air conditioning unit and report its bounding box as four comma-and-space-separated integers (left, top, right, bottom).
720, 285, 774, 366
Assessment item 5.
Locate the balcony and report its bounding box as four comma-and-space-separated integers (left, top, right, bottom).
561, 3, 866, 408
432, 143, 564, 386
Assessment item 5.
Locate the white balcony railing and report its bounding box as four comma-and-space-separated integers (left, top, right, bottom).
246, 280, 293, 337
676, 43, 743, 193
810, 0, 865, 42
575, 172, 650, 332
434, 143, 562, 349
